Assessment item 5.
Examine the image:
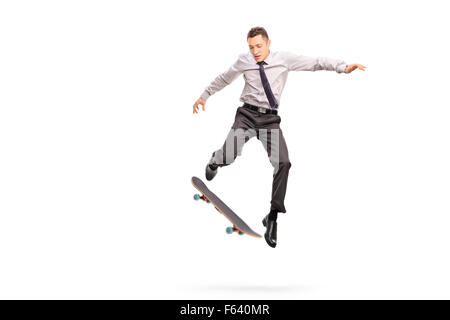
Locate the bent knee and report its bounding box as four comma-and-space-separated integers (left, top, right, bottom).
280, 160, 291, 169
272, 160, 291, 170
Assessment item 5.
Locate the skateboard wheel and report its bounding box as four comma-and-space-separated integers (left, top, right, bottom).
193, 194, 200, 200
226, 227, 234, 234
238, 231, 244, 236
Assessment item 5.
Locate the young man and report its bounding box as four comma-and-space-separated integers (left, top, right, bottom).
193, 27, 365, 248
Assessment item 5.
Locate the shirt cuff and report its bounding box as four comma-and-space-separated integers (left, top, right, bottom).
336, 63, 347, 74
200, 90, 211, 101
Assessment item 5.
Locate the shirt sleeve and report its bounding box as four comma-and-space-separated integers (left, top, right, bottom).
200, 55, 244, 101
284, 51, 347, 73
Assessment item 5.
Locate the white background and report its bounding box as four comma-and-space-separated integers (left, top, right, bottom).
1, 0, 449, 299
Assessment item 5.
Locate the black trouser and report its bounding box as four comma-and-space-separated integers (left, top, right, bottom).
209, 106, 291, 213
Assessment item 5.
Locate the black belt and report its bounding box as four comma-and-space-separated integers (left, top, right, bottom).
243, 103, 278, 115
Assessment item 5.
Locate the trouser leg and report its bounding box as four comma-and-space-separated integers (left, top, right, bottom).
258, 128, 291, 213
209, 128, 257, 167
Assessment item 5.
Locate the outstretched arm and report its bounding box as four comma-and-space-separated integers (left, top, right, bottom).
200, 57, 243, 100
285, 52, 348, 73
193, 55, 244, 114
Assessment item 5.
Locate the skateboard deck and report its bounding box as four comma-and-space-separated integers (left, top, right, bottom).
191, 176, 261, 238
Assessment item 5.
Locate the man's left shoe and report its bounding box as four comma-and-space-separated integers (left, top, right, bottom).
262, 214, 277, 248
205, 163, 218, 181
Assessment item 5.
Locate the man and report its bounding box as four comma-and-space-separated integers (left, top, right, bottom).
193, 27, 365, 248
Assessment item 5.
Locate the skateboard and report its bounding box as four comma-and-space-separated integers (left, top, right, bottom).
191, 176, 261, 238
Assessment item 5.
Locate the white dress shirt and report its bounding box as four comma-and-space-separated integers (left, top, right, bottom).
200, 50, 347, 109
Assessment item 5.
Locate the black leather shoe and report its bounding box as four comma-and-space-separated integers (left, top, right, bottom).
205, 163, 218, 181
262, 214, 277, 248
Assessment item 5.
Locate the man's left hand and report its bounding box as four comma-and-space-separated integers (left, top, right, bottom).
345, 64, 366, 73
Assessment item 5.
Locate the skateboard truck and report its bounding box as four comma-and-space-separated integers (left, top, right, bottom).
193, 193, 210, 203
226, 226, 244, 236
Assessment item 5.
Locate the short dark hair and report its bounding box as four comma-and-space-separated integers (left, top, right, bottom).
247, 27, 269, 41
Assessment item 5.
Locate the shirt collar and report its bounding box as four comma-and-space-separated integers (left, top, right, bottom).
264, 50, 273, 65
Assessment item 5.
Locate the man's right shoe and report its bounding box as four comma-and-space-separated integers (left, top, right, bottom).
205, 163, 218, 181
262, 214, 277, 248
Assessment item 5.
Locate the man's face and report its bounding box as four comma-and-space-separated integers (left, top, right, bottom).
248, 35, 271, 63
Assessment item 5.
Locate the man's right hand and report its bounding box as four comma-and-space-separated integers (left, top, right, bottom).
193, 97, 206, 114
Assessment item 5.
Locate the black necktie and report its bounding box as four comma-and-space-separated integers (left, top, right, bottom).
257, 61, 278, 109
